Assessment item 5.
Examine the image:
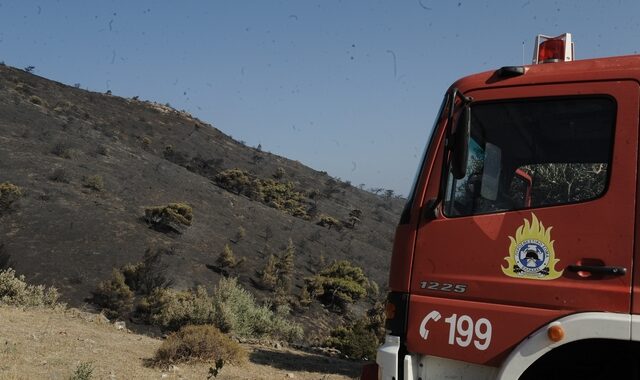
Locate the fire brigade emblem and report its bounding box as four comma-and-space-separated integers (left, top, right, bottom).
502, 213, 563, 280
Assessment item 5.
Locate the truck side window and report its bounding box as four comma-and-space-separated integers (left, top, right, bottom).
443, 97, 615, 217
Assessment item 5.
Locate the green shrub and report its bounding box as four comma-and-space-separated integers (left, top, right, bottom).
28, 95, 45, 106
325, 318, 379, 360
0, 183, 22, 211
369, 280, 380, 299
214, 169, 260, 199
216, 244, 236, 268
82, 175, 104, 191
140, 287, 215, 331
69, 361, 94, 380
153, 324, 247, 366
305, 260, 369, 311
139, 277, 302, 341
366, 301, 387, 343
91, 269, 134, 319
0, 268, 60, 308
212, 277, 303, 341
317, 215, 341, 230
144, 203, 193, 234
215, 169, 309, 218
260, 179, 308, 218
325, 301, 385, 360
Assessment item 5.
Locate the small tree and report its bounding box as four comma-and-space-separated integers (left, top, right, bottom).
214, 169, 261, 199
305, 260, 369, 312
276, 239, 295, 293
121, 247, 174, 295
217, 244, 236, 268
299, 286, 312, 308
92, 269, 134, 319
0, 183, 22, 212
325, 318, 379, 360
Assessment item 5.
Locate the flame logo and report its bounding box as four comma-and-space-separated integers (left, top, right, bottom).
502, 213, 563, 280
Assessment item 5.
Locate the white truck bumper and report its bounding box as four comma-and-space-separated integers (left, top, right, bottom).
376, 334, 497, 380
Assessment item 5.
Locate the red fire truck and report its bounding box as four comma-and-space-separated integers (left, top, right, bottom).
362, 34, 640, 379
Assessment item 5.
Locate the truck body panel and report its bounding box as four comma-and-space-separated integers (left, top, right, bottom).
370, 53, 640, 379
408, 78, 639, 365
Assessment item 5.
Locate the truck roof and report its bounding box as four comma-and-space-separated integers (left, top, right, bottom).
453, 54, 640, 94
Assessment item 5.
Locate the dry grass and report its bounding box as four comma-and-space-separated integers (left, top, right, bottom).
153, 324, 247, 366
0, 306, 360, 380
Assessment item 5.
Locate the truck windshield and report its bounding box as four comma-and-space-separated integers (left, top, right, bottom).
400, 94, 449, 222
443, 97, 616, 217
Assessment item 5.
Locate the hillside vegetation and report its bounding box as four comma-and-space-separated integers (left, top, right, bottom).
0, 63, 404, 348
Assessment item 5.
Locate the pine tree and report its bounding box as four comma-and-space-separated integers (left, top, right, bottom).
299, 286, 312, 307
273, 283, 289, 307
260, 254, 278, 290
276, 238, 295, 292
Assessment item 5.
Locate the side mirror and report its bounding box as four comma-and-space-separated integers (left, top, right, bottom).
450, 105, 471, 179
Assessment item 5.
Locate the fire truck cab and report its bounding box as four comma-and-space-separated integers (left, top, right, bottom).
366, 34, 640, 379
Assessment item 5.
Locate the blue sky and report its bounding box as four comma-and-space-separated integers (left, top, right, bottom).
1, 1, 639, 195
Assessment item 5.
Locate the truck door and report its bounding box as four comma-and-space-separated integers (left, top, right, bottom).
406, 81, 639, 366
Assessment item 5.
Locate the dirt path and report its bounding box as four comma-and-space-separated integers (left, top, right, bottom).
0, 306, 361, 380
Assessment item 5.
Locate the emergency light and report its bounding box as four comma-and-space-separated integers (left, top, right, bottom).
532, 33, 574, 64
